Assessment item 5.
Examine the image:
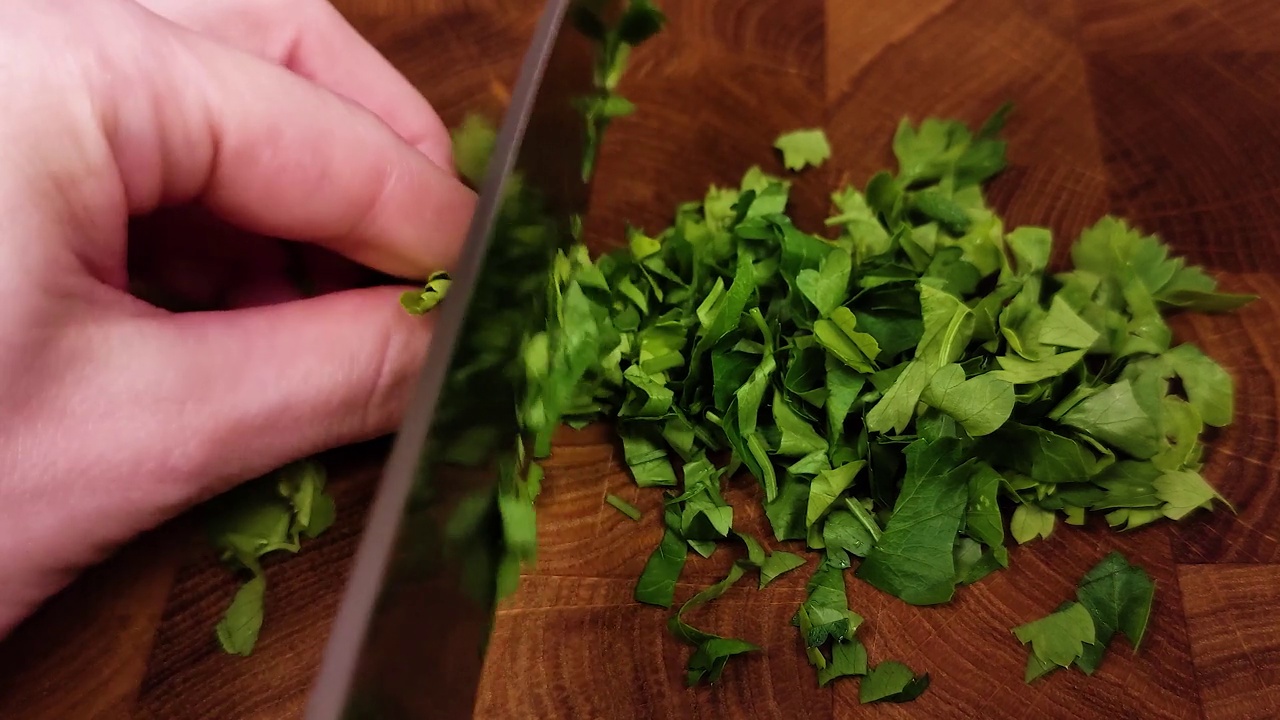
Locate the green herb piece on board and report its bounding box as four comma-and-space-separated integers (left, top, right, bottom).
760, 551, 807, 589
857, 438, 973, 605
775, 128, 833, 171
667, 562, 761, 685
635, 507, 688, 608
1074, 552, 1156, 674
215, 575, 267, 657
1013, 602, 1097, 681
794, 561, 868, 687
606, 493, 643, 521
1013, 552, 1156, 682
859, 661, 931, 704
208, 460, 336, 656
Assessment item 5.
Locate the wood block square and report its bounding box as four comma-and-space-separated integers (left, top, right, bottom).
1179, 564, 1280, 719
523, 426, 677, 581
654, 0, 824, 76
826, 1, 1082, 109
341, 7, 540, 129
1076, 0, 1280, 53
1086, 52, 1280, 271
0, 527, 179, 720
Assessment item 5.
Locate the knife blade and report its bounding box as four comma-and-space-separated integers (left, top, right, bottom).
304, 2, 611, 717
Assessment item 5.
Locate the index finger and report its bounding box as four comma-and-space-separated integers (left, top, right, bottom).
106, 13, 475, 279
134, 0, 455, 172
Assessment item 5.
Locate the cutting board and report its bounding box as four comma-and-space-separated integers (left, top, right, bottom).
2, 0, 1280, 718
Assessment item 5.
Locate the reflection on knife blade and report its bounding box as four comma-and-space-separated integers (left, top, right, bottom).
305, 2, 664, 719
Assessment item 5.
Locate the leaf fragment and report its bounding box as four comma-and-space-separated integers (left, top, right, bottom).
857, 438, 972, 605
606, 493, 643, 521
775, 128, 832, 171
859, 661, 931, 704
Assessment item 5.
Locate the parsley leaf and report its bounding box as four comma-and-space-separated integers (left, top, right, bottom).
859, 661, 931, 704
992, 349, 1086, 384
668, 562, 761, 685
857, 438, 973, 605
686, 638, 759, 685
796, 247, 852, 317
821, 501, 882, 567
1012, 601, 1097, 680
1154, 469, 1227, 520
1039, 295, 1100, 350
1165, 344, 1234, 427
1010, 504, 1056, 544
215, 575, 266, 657
1156, 265, 1257, 311
866, 360, 935, 434
759, 551, 807, 589
450, 114, 496, 185
1014, 552, 1157, 682
574, 0, 667, 181
817, 636, 869, 687
775, 129, 832, 171
606, 493, 642, 521
794, 561, 867, 684
207, 460, 336, 656
635, 507, 688, 607
1073, 551, 1155, 673
814, 307, 881, 372
1059, 380, 1162, 459
806, 461, 865, 528
920, 364, 1015, 436
965, 463, 1008, 567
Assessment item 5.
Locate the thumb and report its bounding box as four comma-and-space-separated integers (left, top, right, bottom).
0, 287, 430, 627
153, 287, 432, 499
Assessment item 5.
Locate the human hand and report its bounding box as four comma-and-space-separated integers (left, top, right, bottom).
0, 0, 475, 634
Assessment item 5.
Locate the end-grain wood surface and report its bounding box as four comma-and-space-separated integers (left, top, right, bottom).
2, 0, 1279, 718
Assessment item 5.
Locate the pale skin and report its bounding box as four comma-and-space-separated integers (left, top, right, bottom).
0, 0, 476, 635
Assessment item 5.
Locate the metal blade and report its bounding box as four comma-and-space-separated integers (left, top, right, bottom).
305, 2, 609, 717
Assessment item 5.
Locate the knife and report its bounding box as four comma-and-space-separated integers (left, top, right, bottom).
304, 2, 612, 717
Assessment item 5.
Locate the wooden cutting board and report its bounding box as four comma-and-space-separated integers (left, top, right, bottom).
3, 0, 1279, 718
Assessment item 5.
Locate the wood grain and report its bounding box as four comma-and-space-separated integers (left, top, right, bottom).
3, 1, 1280, 718
1088, 52, 1280, 271
1167, 275, 1280, 564
474, 577, 828, 720
1076, 0, 1280, 53
1180, 564, 1280, 719
0, 527, 180, 720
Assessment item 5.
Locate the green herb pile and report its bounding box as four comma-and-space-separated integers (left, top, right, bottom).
206, 0, 1256, 704
519, 103, 1249, 695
